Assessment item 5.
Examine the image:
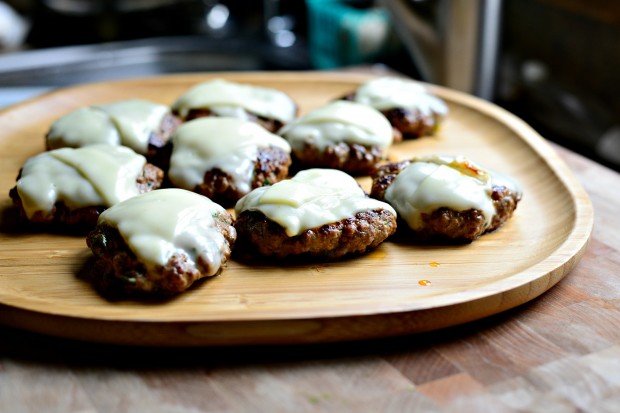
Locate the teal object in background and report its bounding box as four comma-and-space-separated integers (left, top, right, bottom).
306, 0, 392, 69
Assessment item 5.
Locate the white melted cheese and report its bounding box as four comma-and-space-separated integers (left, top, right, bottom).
16, 144, 146, 219
95, 100, 170, 153
384, 155, 521, 231
98, 188, 232, 274
47, 107, 121, 148
354, 77, 448, 117
168, 117, 291, 195
46, 99, 169, 154
235, 168, 396, 237
278, 100, 393, 153
207, 105, 252, 121
171, 79, 297, 123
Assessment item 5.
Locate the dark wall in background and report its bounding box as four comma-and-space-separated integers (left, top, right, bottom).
497, 0, 620, 169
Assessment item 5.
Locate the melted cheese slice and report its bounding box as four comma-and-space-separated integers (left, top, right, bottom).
47, 107, 120, 148
235, 168, 396, 237
168, 117, 291, 195
279, 100, 393, 152
95, 100, 170, 153
98, 188, 232, 273
46, 99, 169, 154
16, 144, 146, 219
384, 155, 521, 230
354, 77, 448, 116
171, 79, 296, 123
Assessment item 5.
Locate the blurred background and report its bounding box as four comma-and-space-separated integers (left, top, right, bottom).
1, 0, 619, 171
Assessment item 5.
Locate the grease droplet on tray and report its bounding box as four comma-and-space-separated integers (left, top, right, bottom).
418, 279, 431, 286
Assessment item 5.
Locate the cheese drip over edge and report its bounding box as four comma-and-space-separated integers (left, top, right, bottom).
168, 117, 291, 195
98, 188, 232, 274
171, 79, 296, 123
16, 144, 146, 219
384, 155, 522, 231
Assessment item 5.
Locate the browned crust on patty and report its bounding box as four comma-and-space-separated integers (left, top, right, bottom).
489, 185, 521, 232
370, 161, 521, 241
86, 211, 235, 294
341, 93, 444, 141
291, 141, 385, 176
369, 161, 411, 198
191, 146, 292, 207
382, 107, 438, 141
416, 208, 488, 241
234, 209, 397, 260
9, 163, 164, 229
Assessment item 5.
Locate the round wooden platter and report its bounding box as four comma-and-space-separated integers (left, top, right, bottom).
0, 72, 593, 346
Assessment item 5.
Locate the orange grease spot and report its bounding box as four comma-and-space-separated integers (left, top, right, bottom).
418, 279, 431, 286
429, 262, 440, 267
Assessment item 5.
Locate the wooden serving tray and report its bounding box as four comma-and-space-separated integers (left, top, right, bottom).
0, 72, 593, 346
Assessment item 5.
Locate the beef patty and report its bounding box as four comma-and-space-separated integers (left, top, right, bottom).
9, 163, 163, 230
234, 208, 397, 260
370, 160, 521, 242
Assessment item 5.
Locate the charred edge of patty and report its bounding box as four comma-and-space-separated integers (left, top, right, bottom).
9, 163, 164, 229
341, 93, 444, 141
234, 209, 397, 260
192, 146, 291, 207
291, 141, 385, 176
179, 108, 290, 134
87, 212, 235, 294
370, 163, 521, 242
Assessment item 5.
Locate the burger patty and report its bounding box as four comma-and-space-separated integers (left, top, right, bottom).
234, 209, 397, 259
9, 163, 164, 229
412, 208, 488, 241
370, 161, 521, 241
291, 141, 384, 176
192, 146, 292, 207
86, 211, 235, 294
341, 93, 443, 142
180, 108, 287, 134
44, 113, 181, 170
382, 107, 438, 142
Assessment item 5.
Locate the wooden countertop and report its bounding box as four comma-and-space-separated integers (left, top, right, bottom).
0, 143, 617, 412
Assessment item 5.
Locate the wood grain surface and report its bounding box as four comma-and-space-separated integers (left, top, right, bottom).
0, 72, 593, 346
